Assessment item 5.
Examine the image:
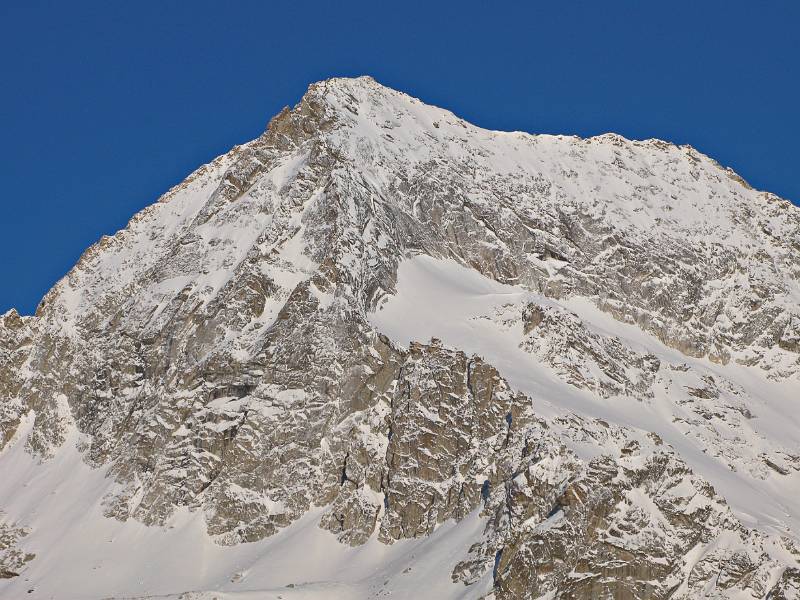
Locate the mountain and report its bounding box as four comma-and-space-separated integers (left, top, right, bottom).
1, 76, 799, 600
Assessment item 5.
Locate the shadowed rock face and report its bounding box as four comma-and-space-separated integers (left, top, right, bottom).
0, 311, 30, 453
1, 77, 799, 598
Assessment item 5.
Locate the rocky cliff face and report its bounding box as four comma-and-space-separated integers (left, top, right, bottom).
1, 76, 799, 599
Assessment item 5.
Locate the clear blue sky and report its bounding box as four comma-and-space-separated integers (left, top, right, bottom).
1, 1, 798, 315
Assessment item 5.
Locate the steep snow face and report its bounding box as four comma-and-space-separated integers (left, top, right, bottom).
1, 76, 799, 599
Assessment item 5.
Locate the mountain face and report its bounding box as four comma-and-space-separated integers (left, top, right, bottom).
1, 76, 799, 599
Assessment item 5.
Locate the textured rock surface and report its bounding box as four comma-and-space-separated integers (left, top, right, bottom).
0, 516, 33, 580
0, 77, 798, 599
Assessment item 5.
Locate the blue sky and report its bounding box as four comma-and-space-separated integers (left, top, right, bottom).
1, 1, 798, 315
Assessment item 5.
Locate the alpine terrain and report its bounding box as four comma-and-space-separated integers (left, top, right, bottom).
1, 76, 799, 600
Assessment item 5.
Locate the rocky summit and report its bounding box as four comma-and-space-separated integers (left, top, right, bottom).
1, 76, 799, 600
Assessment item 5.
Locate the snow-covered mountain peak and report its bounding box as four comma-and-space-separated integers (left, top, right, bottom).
1, 79, 799, 599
